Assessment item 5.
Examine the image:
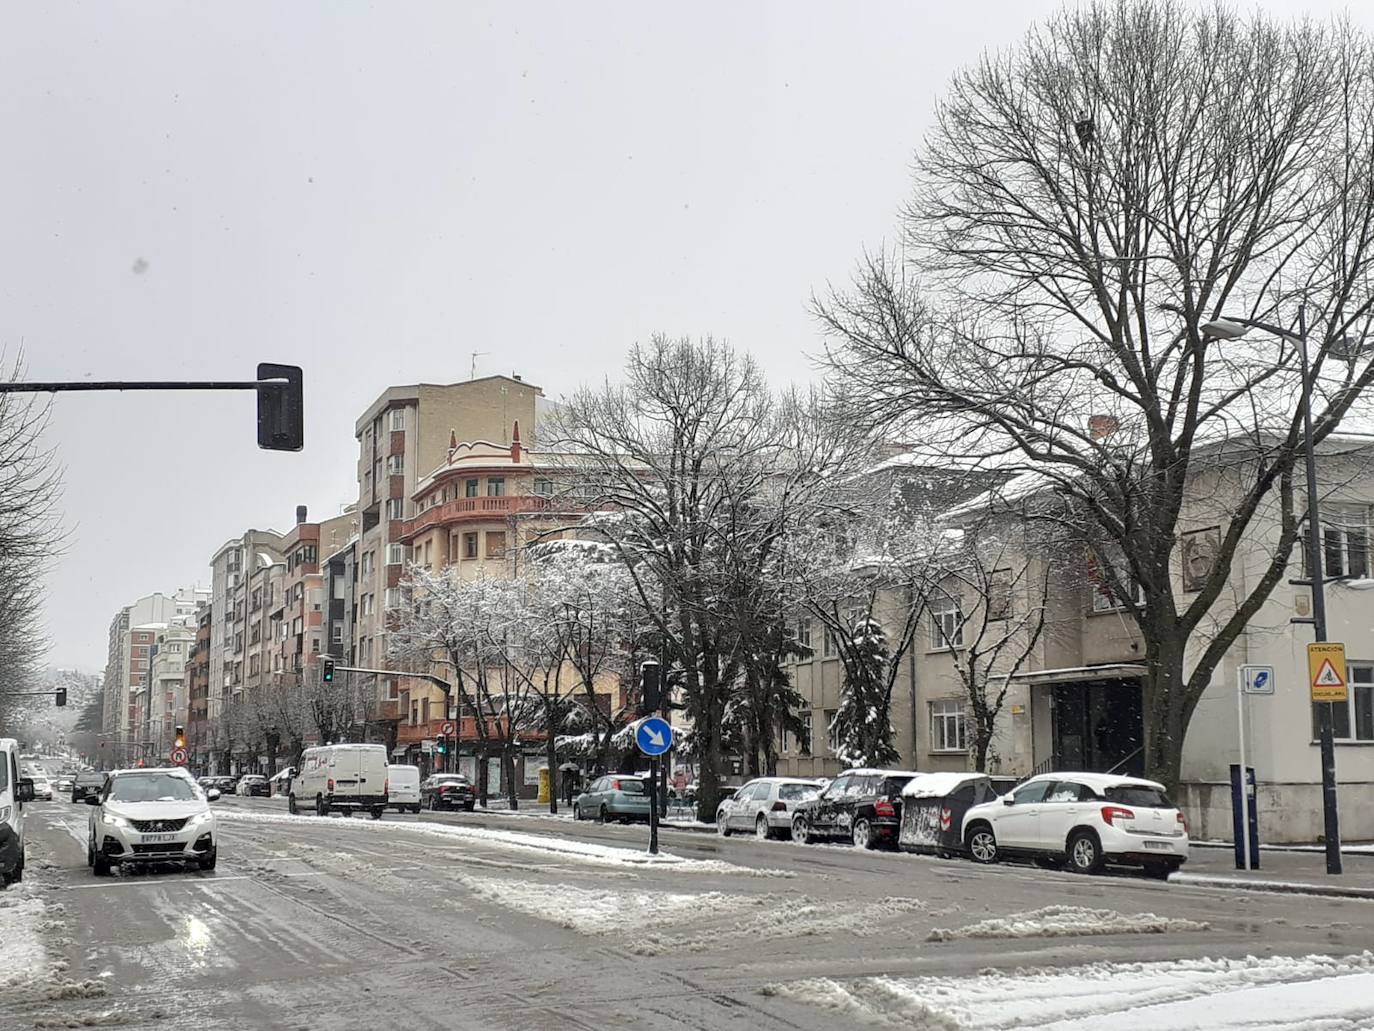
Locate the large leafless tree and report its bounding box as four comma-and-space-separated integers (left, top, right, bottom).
819, 0, 1374, 790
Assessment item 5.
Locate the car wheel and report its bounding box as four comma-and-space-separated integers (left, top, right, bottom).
464, 803, 475, 812
717, 814, 732, 837
1067, 830, 1104, 874
315, 795, 328, 818
198, 848, 217, 872
852, 818, 874, 850
288, 794, 298, 815
572, 803, 581, 820
755, 815, 771, 841
92, 852, 111, 877
791, 816, 813, 845
86, 834, 95, 868
966, 824, 998, 864
410, 805, 421, 815
370, 808, 384, 821
11, 854, 22, 883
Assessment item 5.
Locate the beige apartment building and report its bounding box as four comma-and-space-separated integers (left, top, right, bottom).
346, 376, 546, 740
777, 440, 1374, 843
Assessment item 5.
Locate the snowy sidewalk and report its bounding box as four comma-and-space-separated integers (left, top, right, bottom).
1173, 845, 1374, 899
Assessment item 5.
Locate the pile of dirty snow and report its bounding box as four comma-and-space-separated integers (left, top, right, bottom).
926, 904, 1208, 942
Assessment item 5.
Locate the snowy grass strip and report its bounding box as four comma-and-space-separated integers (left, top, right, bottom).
216, 808, 791, 876
766, 951, 1374, 1030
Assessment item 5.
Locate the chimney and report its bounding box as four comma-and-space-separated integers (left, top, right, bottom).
1088, 414, 1118, 440
512, 373, 522, 382
295, 505, 308, 525
511, 420, 522, 463
448, 429, 458, 462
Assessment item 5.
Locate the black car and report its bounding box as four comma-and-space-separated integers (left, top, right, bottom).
790, 768, 920, 849
71, 771, 106, 803
420, 774, 476, 811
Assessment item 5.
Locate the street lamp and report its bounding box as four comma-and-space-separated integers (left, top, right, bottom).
1199, 308, 1373, 876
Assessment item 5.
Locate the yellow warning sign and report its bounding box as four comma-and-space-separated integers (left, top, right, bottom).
1308, 642, 1349, 703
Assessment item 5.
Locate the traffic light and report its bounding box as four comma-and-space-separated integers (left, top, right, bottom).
174, 726, 186, 749
639, 661, 661, 716
321, 657, 335, 683
256, 363, 304, 452
54, 687, 67, 707
434, 741, 446, 755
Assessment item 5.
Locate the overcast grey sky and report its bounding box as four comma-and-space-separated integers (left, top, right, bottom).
6, 1, 1363, 671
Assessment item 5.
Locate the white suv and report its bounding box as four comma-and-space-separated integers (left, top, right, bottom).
961, 772, 1188, 877
86, 768, 221, 875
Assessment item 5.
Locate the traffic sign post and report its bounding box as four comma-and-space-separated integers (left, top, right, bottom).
1234, 665, 1273, 871
1309, 643, 1348, 703
635, 717, 674, 855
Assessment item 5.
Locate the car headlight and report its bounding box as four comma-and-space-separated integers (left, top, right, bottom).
102, 813, 129, 829
186, 811, 213, 827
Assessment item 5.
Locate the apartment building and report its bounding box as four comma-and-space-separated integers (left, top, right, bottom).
185, 604, 211, 771
145, 621, 195, 759
208, 530, 285, 753
99, 588, 209, 765
271, 505, 356, 683
776, 441, 1374, 843
348, 376, 545, 740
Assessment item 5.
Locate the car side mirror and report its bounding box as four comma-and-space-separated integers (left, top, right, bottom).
17, 778, 34, 803
84, 793, 100, 806
1002, 796, 1015, 806
207, 788, 222, 801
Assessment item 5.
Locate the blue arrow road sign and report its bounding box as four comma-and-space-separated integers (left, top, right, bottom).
635, 716, 674, 756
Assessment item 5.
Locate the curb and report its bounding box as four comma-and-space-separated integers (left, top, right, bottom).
1170, 871, 1374, 900
1192, 840, 1374, 859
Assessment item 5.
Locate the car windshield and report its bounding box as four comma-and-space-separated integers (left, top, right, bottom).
108, 774, 201, 803
778, 784, 818, 801
1105, 785, 1174, 809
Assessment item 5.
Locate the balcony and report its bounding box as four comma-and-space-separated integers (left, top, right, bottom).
400, 495, 549, 541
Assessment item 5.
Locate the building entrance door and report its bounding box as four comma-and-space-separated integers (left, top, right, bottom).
1052, 678, 1143, 774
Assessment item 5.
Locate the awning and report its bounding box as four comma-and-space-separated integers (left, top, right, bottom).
1011, 663, 1147, 686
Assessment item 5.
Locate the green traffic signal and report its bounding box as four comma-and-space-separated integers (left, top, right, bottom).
321, 658, 335, 683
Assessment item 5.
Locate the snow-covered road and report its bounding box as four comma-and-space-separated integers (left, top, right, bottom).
5, 796, 1374, 1030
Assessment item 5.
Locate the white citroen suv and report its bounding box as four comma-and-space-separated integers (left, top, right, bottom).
961, 772, 1188, 878
86, 767, 220, 875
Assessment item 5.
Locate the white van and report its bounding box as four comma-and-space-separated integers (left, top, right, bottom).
289, 744, 389, 819
1, 738, 35, 885
386, 764, 421, 814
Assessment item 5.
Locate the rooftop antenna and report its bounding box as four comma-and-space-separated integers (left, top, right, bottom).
470, 351, 489, 380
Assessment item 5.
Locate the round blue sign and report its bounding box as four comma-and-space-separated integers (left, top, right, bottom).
635, 716, 674, 756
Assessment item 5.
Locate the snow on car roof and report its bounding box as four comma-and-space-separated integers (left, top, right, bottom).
842, 768, 921, 779
1022, 771, 1169, 792
901, 772, 988, 798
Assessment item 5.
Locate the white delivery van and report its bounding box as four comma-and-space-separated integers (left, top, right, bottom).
1, 738, 35, 885
386, 764, 421, 813
289, 744, 389, 819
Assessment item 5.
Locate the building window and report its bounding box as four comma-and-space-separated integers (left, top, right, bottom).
797, 711, 813, 754
463, 533, 479, 559
795, 619, 812, 653
487, 477, 506, 497
930, 699, 967, 752
465, 478, 479, 498
386, 543, 406, 566
823, 709, 838, 754
390, 408, 405, 431
485, 532, 506, 559
331, 624, 344, 644
929, 601, 963, 649
423, 540, 433, 566
362, 594, 375, 616
1302, 505, 1372, 580
533, 478, 554, 497
360, 551, 374, 578
384, 587, 401, 610
1314, 663, 1374, 742
987, 569, 1013, 620
822, 629, 837, 658
386, 454, 404, 475
385, 498, 404, 521
292, 616, 304, 635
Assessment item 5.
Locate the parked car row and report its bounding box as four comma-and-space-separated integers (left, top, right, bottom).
718, 767, 1190, 879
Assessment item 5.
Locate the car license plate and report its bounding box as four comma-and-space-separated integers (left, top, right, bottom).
142, 833, 177, 844
1143, 840, 1171, 850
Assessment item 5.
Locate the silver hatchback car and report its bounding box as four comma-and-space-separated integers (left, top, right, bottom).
716, 777, 823, 839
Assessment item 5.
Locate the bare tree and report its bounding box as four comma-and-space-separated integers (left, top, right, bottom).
555, 337, 833, 821
923, 514, 1057, 772
818, 1, 1374, 790
0, 357, 63, 736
